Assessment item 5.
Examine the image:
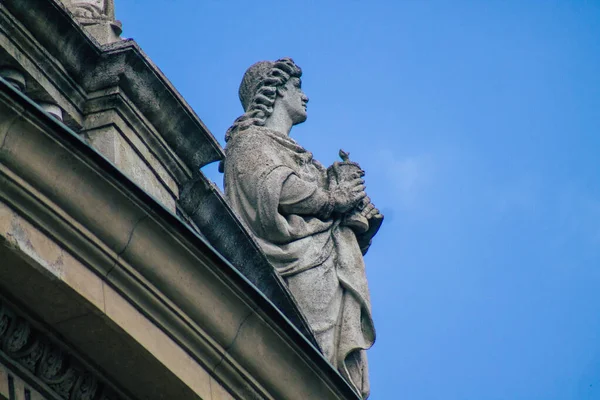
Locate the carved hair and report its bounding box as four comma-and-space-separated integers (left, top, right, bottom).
225, 57, 302, 142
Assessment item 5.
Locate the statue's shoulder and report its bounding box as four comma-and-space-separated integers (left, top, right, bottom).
225, 127, 285, 171
227, 126, 293, 155
227, 126, 270, 146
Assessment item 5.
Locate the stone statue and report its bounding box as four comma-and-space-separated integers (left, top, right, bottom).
222, 58, 383, 399
70, 0, 108, 19
61, 0, 121, 44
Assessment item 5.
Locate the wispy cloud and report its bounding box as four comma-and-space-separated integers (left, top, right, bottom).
376, 149, 435, 211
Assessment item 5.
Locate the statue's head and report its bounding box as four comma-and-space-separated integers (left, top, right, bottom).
226, 57, 307, 141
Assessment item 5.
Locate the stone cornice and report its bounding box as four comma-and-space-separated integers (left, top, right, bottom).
0, 3, 88, 127
0, 79, 362, 399
1, 0, 224, 172
179, 176, 318, 344
84, 86, 190, 190
1, 0, 317, 348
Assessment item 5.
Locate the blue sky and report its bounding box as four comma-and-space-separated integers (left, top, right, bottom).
118, 1, 600, 399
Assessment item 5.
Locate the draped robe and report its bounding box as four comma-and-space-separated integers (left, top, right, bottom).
224, 126, 375, 399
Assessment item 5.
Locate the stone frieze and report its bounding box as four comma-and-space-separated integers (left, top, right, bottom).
0, 299, 124, 400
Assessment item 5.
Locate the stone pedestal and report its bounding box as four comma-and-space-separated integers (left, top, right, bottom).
80, 19, 122, 44
84, 124, 178, 211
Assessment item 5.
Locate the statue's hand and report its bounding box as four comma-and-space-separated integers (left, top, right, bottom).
356, 201, 384, 255
360, 201, 380, 220
330, 177, 367, 213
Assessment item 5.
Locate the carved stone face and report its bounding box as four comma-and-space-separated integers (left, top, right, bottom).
279, 77, 309, 125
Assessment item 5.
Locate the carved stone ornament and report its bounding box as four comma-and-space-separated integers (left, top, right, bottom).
222, 58, 383, 399
70, 0, 108, 20
60, 0, 123, 43
0, 300, 124, 400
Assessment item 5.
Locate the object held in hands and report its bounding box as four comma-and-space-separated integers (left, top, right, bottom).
328, 149, 370, 233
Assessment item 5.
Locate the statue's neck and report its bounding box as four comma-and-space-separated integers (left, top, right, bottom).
263, 104, 293, 137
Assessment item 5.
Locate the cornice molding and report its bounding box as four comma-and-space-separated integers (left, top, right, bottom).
0, 0, 224, 170
83, 87, 191, 188
0, 80, 361, 399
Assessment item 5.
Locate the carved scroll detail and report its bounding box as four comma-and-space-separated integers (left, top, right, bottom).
71, 0, 106, 19
0, 300, 124, 400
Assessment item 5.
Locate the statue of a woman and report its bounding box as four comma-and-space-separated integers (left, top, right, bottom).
222, 58, 383, 399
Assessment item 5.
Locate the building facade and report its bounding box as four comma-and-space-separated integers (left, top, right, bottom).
0, 0, 363, 399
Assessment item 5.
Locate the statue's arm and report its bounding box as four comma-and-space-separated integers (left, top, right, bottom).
279, 174, 333, 219
278, 173, 367, 220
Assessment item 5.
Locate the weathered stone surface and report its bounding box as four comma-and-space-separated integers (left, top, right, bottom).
1, 1, 376, 397
58, 0, 122, 44
84, 124, 178, 211
1, 0, 224, 213
0, 68, 26, 92
1, 0, 224, 177
0, 285, 128, 400
222, 57, 383, 398
0, 363, 47, 400
179, 174, 318, 347
70, 0, 112, 18
0, 78, 363, 399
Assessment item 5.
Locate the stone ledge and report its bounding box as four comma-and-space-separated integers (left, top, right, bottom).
0, 5, 87, 128
1, 0, 224, 172
84, 87, 191, 186
179, 176, 317, 346
0, 78, 362, 400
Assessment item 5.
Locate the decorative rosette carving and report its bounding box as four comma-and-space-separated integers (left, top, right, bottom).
72, 372, 99, 400
5, 318, 31, 353
0, 304, 12, 338
15, 336, 46, 372
0, 299, 125, 400
38, 347, 78, 397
